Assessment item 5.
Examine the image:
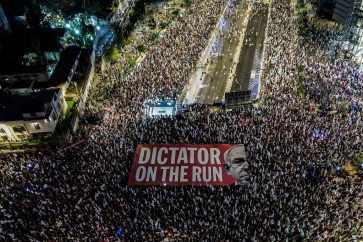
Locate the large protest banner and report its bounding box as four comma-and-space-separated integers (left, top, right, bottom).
128, 144, 247, 186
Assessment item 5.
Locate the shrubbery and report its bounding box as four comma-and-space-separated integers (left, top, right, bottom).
136, 44, 147, 53
159, 21, 169, 29
127, 55, 137, 68
182, 0, 193, 7
105, 46, 120, 63
116, 35, 128, 49
353, 153, 363, 167
149, 32, 160, 42
295, 0, 304, 9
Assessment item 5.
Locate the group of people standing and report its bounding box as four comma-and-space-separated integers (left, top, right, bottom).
0, 0, 362, 241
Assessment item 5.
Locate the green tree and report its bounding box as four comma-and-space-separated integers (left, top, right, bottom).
149, 32, 160, 42
105, 46, 120, 63
172, 9, 180, 18
148, 17, 157, 30
182, 0, 193, 7
136, 44, 147, 53
126, 55, 137, 68
109, 0, 120, 14
353, 153, 363, 167
117, 36, 129, 49
26, 1, 43, 30
39, 0, 103, 17
296, 0, 305, 9
159, 21, 168, 29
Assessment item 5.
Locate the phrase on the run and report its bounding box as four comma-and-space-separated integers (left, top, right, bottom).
128, 144, 236, 186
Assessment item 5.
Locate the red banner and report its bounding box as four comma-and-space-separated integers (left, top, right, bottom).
128, 144, 247, 186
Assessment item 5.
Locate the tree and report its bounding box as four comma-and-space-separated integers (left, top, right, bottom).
353, 153, 363, 167
136, 44, 147, 53
109, 0, 120, 14
126, 54, 137, 68
38, 0, 104, 18
148, 17, 157, 30
182, 0, 193, 7
26, 1, 43, 31
149, 32, 160, 42
117, 36, 129, 49
105, 46, 120, 63
172, 9, 180, 18
159, 21, 168, 29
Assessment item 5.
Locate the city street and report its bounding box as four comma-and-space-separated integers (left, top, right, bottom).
232, 6, 268, 92
195, 2, 268, 104
194, 1, 249, 104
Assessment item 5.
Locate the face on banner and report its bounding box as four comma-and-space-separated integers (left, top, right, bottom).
224, 144, 249, 185
128, 144, 249, 186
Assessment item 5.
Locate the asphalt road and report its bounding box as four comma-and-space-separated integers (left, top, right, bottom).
232, 7, 268, 92
195, 2, 249, 104
196, 4, 268, 104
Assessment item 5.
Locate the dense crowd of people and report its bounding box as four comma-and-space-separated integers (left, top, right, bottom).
0, 0, 362, 241
300, 28, 363, 113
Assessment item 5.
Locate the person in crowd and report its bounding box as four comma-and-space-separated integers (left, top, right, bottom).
0, 0, 362, 241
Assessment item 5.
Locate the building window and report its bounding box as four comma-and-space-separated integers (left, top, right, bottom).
51, 111, 58, 121
13, 126, 26, 133
0, 136, 8, 142
33, 123, 41, 130
17, 135, 27, 140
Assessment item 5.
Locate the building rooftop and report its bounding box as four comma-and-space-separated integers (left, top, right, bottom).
72, 48, 92, 83
34, 46, 81, 89
47, 46, 81, 87
0, 46, 80, 91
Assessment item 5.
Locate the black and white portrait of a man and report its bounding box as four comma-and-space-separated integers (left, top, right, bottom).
224, 145, 249, 185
